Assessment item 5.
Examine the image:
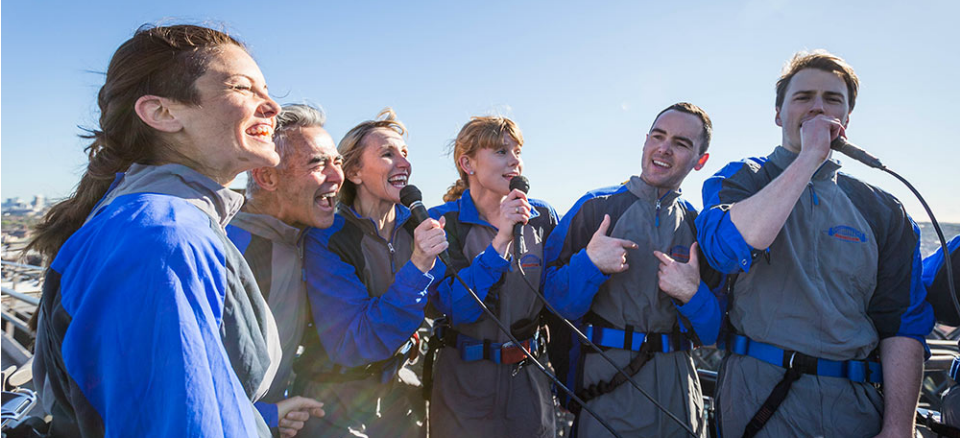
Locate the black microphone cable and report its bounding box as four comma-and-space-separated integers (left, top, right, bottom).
446, 256, 625, 438
833, 137, 957, 324
509, 177, 699, 438
399, 185, 625, 438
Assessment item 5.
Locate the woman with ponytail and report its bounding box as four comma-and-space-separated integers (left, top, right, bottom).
425, 117, 559, 438
30, 24, 300, 437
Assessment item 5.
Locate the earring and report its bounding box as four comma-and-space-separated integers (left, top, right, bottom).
469, 171, 475, 175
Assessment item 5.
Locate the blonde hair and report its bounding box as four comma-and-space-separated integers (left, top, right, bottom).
443, 116, 524, 202
337, 108, 407, 206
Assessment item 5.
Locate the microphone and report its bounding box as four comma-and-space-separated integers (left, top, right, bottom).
399, 185, 452, 267
509, 176, 530, 261
831, 136, 884, 169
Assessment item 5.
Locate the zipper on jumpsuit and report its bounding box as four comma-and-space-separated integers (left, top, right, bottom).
387, 241, 397, 274
654, 191, 671, 227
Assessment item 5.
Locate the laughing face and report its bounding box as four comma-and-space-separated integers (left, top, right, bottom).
468, 134, 523, 197
350, 128, 411, 205
275, 126, 344, 229
640, 110, 708, 194
173, 44, 281, 181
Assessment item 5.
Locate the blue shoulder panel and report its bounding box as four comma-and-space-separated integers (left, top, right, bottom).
924, 235, 960, 288
226, 224, 253, 254
696, 158, 766, 274
544, 184, 627, 265
307, 213, 346, 248
429, 198, 460, 220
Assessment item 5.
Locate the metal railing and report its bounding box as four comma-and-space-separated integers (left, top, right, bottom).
1, 260, 43, 368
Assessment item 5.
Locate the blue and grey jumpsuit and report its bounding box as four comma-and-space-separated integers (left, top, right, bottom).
427, 190, 559, 438
697, 146, 934, 437
33, 163, 281, 437
295, 204, 439, 437
544, 175, 721, 438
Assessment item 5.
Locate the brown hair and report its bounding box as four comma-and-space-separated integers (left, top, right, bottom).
28, 24, 245, 263
336, 108, 407, 206
443, 116, 524, 202
776, 50, 859, 112
650, 102, 713, 154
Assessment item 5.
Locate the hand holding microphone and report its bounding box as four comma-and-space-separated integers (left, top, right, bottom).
490, 177, 532, 257
400, 185, 452, 269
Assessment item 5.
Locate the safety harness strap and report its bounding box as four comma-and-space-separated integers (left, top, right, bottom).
577, 342, 654, 403
742, 366, 802, 438
728, 333, 882, 438
574, 324, 693, 404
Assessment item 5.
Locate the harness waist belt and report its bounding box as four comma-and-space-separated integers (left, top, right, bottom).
726, 334, 881, 384
448, 331, 539, 364
584, 324, 693, 353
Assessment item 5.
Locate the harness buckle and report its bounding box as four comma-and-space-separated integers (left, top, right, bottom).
787, 351, 797, 369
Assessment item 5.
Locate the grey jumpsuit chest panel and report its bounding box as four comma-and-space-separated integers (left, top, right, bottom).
454, 223, 545, 343
711, 148, 892, 438
730, 176, 880, 360
591, 197, 697, 332
358, 228, 414, 298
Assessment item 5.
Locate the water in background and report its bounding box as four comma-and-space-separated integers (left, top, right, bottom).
919, 222, 960, 258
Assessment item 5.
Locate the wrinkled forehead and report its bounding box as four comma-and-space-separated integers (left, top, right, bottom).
287, 127, 337, 161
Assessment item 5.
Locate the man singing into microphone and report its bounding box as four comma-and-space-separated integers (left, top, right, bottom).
696, 50, 934, 437
544, 102, 722, 437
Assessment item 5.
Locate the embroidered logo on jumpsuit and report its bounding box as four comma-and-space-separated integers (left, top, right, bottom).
520, 254, 542, 269
669, 245, 690, 263
825, 225, 868, 243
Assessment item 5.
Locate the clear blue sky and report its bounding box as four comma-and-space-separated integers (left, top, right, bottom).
3, 0, 959, 223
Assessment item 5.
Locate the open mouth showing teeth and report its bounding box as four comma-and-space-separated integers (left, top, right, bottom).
246, 125, 273, 138
653, 160, 671, 169
317, 192, 337, 208
388, 174, 408, 188
503, 172, 519, 179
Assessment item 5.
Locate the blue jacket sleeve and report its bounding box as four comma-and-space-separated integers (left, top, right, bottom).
869, 217, 934, 348
923, 235, 960, 325
431, 243, 511, 325
543, 194, 610, 319
254, 402, 279, 428
674, 281, 722, 346
55, 224, 260, 437
696, 160, 763, 274
303, 230, 434, 367
923, 235, 960, 288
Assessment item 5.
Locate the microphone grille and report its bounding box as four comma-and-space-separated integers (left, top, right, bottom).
509, 175, 530, 194
399, 185, 423, 208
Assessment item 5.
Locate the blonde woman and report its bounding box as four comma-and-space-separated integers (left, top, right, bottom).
295, 109, 447, 437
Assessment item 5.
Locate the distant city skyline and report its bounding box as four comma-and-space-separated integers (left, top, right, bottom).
3, 1, 959, 222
